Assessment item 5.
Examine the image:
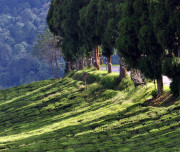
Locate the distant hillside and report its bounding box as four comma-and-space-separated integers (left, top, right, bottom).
0, 0, 65, 89
0, 0, 50, 12
0, 70, 179, 151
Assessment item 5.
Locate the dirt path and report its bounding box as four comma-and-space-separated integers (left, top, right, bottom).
101, 66, 172, 86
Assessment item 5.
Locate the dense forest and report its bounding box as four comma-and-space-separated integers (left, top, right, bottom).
0, 0, 65, 89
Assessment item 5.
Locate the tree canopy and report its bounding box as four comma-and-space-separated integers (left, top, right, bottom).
47, 0, 179, 95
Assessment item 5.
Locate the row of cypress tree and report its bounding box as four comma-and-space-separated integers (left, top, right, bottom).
47, 0, 180, 96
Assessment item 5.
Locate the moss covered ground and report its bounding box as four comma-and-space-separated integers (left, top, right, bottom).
0, 70, 179, 152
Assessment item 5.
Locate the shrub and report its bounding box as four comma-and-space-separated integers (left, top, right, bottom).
117, 76, 134, 91
170, 77, 180, 97
101, 73, 119, 89
162, 57, 180, 97
151, 89, 158, 98
86, 73, 102, 84
162, 57, 180, 78
71, 70, 107, 84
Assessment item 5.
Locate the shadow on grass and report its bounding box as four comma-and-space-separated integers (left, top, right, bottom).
0, 78, 83, 113
0, 79, 56, 101
1, 107, 179, 152
1, 97, 179, 141
0, 72, 179, 151
0, 81, 115, 136
142, 92, 180, 107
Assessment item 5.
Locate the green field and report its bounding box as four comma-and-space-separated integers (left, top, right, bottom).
0, 70, 179, 152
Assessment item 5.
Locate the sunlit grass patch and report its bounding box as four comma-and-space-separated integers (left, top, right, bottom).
101, 64, 120, 67
0, 70, 179, 151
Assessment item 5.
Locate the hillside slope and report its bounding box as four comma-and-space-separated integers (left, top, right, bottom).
0, 70, 179, 152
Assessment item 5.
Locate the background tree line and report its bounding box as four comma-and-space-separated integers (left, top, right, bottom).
0, 0, 65, 89
47, 0, 180, 96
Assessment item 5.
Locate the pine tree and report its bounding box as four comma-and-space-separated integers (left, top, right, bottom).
116, 0, 164, 94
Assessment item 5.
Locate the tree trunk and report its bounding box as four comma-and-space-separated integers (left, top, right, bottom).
157, 75, 163, 94
130, 69, 145, 86
154, 79, 156, 90
93, 46, 100, 70
107, 55, 112, 73
92, 50, 95, 67
79, 58, 84, 70
67, 62, 71, 73
50, 55, 55, 79
71, 62, 76, 71
178, 43, 180, 57
83, 58, 87, 68
100, 53, 103, 65
54, 51, 60, 78
96, 46, 100, 69
106, 58, 108, 70
119, 58, 127, 82
75, 60, 79, 70
87, 57, 92, 68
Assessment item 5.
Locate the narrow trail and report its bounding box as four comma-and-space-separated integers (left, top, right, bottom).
101, 66, 172, 86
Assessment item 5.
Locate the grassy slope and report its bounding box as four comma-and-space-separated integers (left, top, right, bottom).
0, 70, 179, 152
